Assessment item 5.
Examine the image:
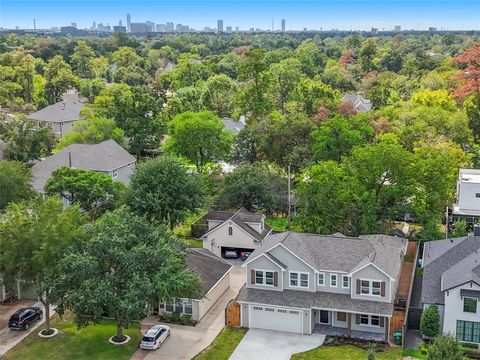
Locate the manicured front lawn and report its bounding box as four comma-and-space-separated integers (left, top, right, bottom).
4, 313, 141, 360
291, 345, 404, 360
192, 327, 248, 360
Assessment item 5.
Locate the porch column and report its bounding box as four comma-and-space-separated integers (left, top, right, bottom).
385, 316, 389, 342
347, 313, 352, 337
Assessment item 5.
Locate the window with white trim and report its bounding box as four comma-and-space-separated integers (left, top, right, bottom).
371, 316, 380, 326
256, 270, 274, 286
361, 279, 381, 296
342, 276, 349, 288
359, 314, 381, 327
164, 298, 192, 315
330, 274, 337, 287
290, 272, 309, 288
228, 226, 233, 236
318, 272, 325, 286
360, 314, 369, 325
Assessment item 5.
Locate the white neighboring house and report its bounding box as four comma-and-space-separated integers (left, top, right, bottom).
27, 96, 85, 137
237, 232, 408, 340
199, 208, 272, 258
451, 169, 480, 224
422, 234, 480, 344
31, 139, 136, 194
342, 93, 372, 113
159, 248, 232, 322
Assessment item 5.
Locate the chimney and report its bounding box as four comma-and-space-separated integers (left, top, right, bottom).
474, 224, 480, 237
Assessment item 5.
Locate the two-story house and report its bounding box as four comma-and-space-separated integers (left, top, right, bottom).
422, 234, 480, 344
451, 169, 480, 226
31, 139, 136, 193
199, 208, 272, 258
27, 96, 85, 137
238, 232, 407, 340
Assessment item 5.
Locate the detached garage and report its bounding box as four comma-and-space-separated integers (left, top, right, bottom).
247, 305, 306, 334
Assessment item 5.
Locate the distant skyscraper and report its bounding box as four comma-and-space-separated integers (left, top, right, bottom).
217, 19, 223, 33
126, 14, 131, 32
113, 25, 126, 33
157, 24, 167, 32
71, 22, 77, 28
130, 22, 147, 34
235, 26, 239, 32
119, 20, 123, 26
281, 19, 285, 32
92, 21, 96, 30
226, 26, 232, 33
429, 27, 437, 32
394, 25, 401, 31
145, 21, 155, 32
166, 22, 174, 31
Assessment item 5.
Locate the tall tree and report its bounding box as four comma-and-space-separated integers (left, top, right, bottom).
359, 38, 378, 73
166, 111, 234, 170
45, 167, 125, 219
125, 156, 204, 229
0, 197, 84, 334
44, 55, 78, 104
202, 74, 238, 117
0, 160, 34, 209
0, 117, 56, 162
217, 163, 288, 214
53, 207, 202, 341
70, 40, 95, 78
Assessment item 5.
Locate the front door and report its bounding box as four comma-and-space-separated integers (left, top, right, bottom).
320, 310, 329, 324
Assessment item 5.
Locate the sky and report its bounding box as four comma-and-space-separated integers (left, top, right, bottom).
0, 0, 479, 31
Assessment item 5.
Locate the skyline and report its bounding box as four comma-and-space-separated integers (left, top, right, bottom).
1, 1, 479, 31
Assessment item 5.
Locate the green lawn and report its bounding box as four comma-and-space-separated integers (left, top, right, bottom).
291, 345, 404, 360
184, 238, 204, 248
4, 313, 141, 360
402, 348, 428, 359
192, 327, 248, 360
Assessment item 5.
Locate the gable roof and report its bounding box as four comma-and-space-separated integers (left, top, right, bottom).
220, 117, 246, 136
31, 139, 135, 193
422, 236, 480, 304
246, 232, 406, 279
27, 99, 85, 123
202, 208, 271, 242
342, 93, 372, 113
185, 248, 232, 295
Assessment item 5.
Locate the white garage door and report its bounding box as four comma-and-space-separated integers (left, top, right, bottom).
249, 305, 303, 334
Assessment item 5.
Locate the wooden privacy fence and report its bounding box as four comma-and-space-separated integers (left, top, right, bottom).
226, 298, 240, 327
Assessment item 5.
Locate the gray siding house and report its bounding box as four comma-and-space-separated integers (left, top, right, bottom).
27, 98, 84, 137
422, 235, 480, 344
238, 232, 407, 340
160, 248, 232, 322
31, 139, 136, 193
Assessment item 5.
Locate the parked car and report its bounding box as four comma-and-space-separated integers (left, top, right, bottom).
9, 307, 43, 330
224, 249, 238, 259
140, 325, 170, 350
240, 251, 252, 261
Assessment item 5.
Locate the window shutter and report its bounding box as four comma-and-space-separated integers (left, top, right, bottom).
380, 317, 385, 327
251, 269, 255, 284
274, 272, 278, 287
381, 282, 386, 297
356, 279, 361, 294
356, 314, 360, 324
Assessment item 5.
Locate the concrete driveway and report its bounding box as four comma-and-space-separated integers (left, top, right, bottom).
229, 329, 325, 360
0, 301, 51, 356
132, 263, 246, 360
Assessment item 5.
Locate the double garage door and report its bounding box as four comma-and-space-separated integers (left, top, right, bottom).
249, 305, 303, 334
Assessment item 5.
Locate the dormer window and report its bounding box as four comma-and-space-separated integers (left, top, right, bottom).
228, 226, 233, 236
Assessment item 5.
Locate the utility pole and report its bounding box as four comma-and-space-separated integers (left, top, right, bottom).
287, 165, 291, 230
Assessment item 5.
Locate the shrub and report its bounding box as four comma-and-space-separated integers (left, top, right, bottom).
428, 334, 463, 360
421, 305, 440, 338
419, 340, 429, 354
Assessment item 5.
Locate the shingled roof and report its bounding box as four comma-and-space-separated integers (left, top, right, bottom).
246, 232, 407, 280
27, 99, 85, 123
31, 139, 135, 193
422, 236, 480, 305
185, 248, 232, 295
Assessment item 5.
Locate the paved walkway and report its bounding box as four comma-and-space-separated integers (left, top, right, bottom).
230, 329, 325, 360
0, 302, 54, 356
131, 264, 246, 360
